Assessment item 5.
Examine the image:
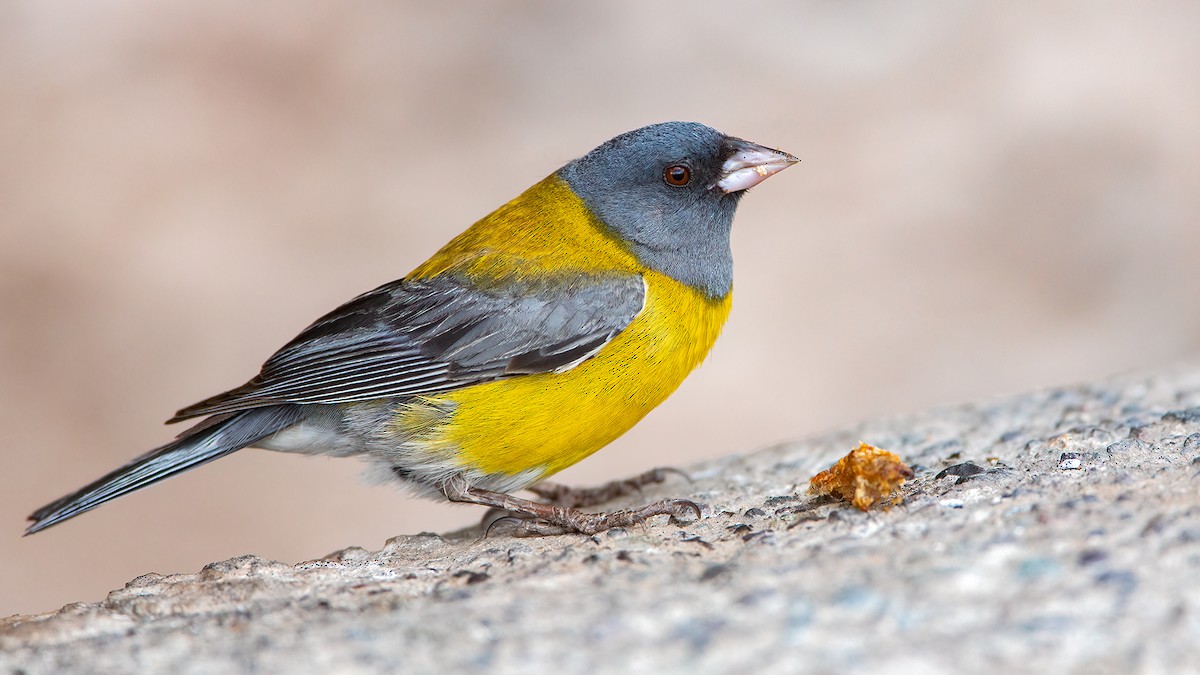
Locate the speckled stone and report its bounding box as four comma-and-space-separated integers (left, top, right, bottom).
3, 365, 1199, 674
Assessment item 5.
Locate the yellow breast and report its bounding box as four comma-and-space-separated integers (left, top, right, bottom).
435, 272, 729, 478
391, 174, 733, 480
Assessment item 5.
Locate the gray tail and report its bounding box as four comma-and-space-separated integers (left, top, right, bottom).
25, 406, 305, 535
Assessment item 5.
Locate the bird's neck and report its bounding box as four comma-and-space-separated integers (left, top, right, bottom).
407, 176, 643, 284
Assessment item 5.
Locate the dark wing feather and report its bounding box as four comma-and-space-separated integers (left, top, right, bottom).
169, 272, 645, 422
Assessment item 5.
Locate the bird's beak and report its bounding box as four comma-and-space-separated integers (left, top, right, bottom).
714, 139, 799, 193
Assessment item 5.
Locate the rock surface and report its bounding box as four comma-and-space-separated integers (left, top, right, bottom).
3, 367, 1199, 674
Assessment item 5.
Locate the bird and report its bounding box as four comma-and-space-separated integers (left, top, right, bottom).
26, 121, 798, 536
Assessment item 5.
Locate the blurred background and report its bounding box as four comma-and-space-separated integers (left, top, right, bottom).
3, 1, 1198, 617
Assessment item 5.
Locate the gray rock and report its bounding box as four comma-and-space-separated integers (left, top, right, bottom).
3, 366, 1200, 674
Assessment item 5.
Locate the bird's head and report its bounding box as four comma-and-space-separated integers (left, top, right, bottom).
559, 121, 797, 299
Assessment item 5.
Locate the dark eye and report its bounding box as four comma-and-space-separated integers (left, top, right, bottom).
663, 164, 691, 186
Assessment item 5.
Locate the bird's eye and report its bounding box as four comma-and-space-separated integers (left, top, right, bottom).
663, 164, 691, 187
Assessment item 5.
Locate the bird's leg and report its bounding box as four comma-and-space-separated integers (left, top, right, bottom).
440, 473, 700, 536
525, 467, 691, 508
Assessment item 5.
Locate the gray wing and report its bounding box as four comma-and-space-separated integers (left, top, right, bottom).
169, 272, 645, 422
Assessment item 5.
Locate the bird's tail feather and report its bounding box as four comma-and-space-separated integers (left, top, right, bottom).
26, 405, 305, 535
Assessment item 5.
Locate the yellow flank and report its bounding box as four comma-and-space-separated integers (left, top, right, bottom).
395, 174, 733, 479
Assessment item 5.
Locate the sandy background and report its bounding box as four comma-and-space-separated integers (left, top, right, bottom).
2, 1, 1198, 618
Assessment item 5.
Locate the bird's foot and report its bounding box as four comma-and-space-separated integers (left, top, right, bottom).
486, 499, 702, 536
525, 467, 691, 508
442, 473, 700, 536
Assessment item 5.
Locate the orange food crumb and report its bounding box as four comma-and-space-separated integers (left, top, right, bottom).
808, 442, 913, 511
